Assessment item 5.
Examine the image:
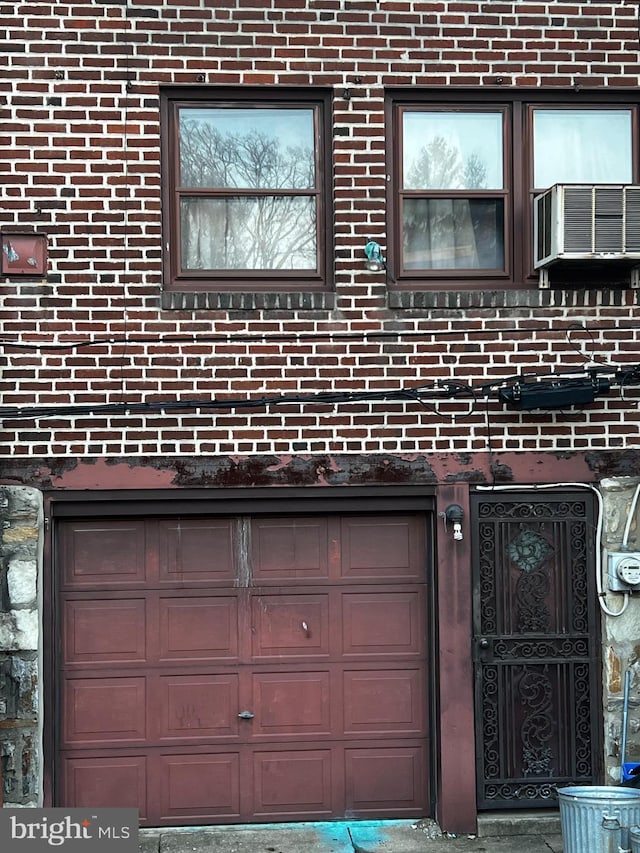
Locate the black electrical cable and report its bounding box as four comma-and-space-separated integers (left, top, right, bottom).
1, 321, 639, 352
0, 383, 446, 420
565, 322, 620, 369
0, 381, 480, 421
3, 363, 640, 422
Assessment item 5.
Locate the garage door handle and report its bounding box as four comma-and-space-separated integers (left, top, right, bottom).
238, 710, 255, 720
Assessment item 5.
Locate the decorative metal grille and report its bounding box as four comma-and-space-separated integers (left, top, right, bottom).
472, 492, 600, 808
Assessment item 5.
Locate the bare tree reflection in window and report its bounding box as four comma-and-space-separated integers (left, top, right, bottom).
401, 110, 506, 272
178, 116, 317, 271
403, 136, 503, 270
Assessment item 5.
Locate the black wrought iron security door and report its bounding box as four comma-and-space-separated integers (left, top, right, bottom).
471, 490, 601, 809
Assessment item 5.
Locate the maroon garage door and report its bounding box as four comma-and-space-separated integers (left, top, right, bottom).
56, 514, 430, 825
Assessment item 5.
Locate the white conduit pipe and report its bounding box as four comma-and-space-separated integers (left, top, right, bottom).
476, 483, 629, 617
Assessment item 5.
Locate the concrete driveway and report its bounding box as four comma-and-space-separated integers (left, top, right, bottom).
139, 815, 564, 853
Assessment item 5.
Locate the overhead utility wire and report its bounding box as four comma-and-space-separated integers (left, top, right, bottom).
2, 364, 640, 422
1, 321, 640, 351
0, 382, 460, 421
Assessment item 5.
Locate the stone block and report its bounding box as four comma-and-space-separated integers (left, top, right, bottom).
0, 613, 19, 651
601, 478, 640, 549
7, 560, 37, 608
0, 655, 38, 720
0, 487, 42, 520
0, 729, 39, 805
13, 611, 38, 651
0, 612, 38, 653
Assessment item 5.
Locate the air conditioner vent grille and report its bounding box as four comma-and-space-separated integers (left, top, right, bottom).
595, 187, 624, 253
625, 187, 640, 251
563, 187, 593, 253
535, 184, 640, 272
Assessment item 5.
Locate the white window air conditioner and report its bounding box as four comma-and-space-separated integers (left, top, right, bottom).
534, 184, 640, 288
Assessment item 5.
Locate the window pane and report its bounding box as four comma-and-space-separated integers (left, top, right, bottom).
178, 107, 316, 190
403, 112, 504, 190
180, 196, 317, 271
403, 198, 504, 269
533, 109, 632, 187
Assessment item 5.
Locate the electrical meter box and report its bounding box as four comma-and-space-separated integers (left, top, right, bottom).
607, 552, 640, 592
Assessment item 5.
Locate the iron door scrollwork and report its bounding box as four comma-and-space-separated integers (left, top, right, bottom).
472, 492, 600, 809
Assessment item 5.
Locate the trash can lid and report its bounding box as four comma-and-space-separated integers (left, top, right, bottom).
558, 786, 640, 801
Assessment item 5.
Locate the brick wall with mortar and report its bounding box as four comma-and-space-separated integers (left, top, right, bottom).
2, 1, 640, 810
0, 486, 42, 808
0, 1, 639, 457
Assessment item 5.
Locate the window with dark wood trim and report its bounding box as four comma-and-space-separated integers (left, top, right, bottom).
386, 90, 639, 290
161, 88, 333, 294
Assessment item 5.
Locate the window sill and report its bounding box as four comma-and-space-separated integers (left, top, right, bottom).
162, 291, 336, 311
388, 287, 639, 310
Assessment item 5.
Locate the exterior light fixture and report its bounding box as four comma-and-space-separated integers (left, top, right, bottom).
441, 504, 464, 541
364, 240, 386, 271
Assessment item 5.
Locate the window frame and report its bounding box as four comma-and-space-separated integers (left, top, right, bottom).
161, 87, 334, 294
397, 104, 512, 281
387, 89, 640, 291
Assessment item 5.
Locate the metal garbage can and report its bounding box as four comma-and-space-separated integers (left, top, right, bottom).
630, 824, 640, 853
558, 786, 640, 853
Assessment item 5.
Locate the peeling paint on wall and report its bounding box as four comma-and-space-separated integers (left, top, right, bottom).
0, 448, 619, 492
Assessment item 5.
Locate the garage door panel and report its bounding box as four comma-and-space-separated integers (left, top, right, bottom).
157, 674, 239, 741
61, 522, 146, 588
340, 517, 424, 581
158, 519, 235, 585
251, 518, 330, 581
252, 672, 331, 737
251, 594, 329, 658
252, 749, 333, 819
57, 511, 431, 824
343, 668, 426, 735
342, 591, 425, 657
63, 598, 147, 666
345, 745, 426, 815
158, 752, 241, 821
61, 755, 148, 818
159, 596, 239, 662
63, 677, 147, 745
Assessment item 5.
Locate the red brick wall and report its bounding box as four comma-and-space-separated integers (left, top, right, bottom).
1, 1, 639, 459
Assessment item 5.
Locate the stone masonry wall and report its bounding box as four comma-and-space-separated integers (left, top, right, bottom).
0, 486, 42, 807
601, 478, 640, 784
